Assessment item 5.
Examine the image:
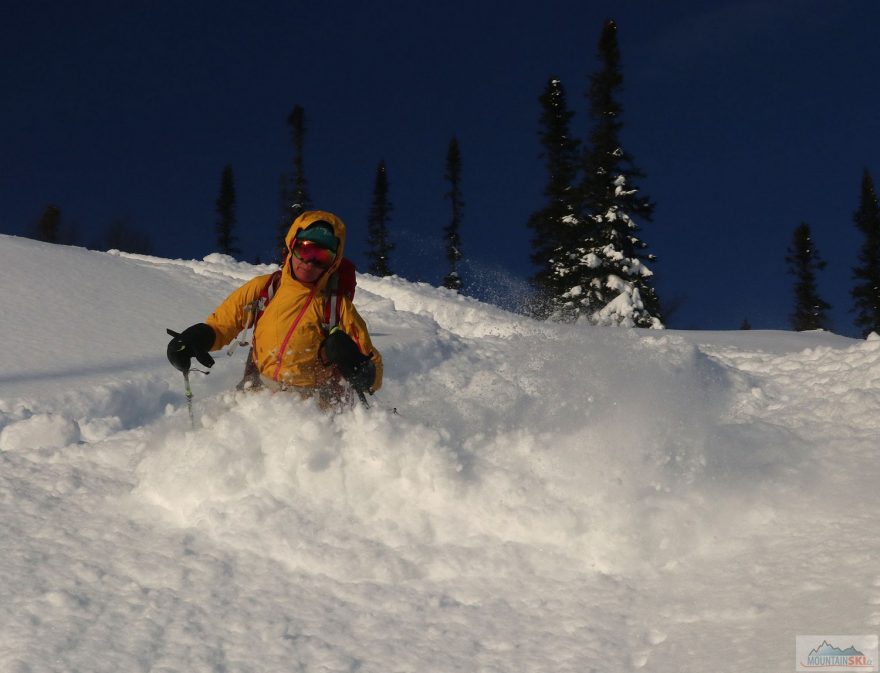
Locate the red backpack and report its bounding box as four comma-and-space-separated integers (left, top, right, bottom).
233, 258, 358, 389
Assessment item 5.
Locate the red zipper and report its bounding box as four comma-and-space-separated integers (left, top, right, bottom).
272, 286, 317, 381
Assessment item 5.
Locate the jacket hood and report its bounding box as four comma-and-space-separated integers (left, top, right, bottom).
285, 210, 347, 278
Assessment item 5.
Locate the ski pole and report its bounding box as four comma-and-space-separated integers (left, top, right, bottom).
179, 367, 209, 429
182, 369, 195, 429
354, 390, 400, 415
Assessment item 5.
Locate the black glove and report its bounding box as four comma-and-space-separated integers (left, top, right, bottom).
347, 359, 376, 395
321, 329, 376, 394
166, 324, 216, 372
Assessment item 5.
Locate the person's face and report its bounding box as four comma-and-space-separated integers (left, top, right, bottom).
291, 254, 326, 283
290, 239, 336, 284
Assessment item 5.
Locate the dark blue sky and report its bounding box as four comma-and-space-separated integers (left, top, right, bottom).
3, 1, 879, 334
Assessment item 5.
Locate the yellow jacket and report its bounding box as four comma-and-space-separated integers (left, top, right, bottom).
205, 211, 383, 391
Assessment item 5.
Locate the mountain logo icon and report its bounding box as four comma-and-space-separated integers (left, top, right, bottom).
808, 641, 865, 659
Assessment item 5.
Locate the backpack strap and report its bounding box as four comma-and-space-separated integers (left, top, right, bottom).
321, 258, 357, 333
227, 270, 281, 357
253, 269, 282, 326
234, 269, 282, 389
233, 270, 281, 350
322, 271, 342, 333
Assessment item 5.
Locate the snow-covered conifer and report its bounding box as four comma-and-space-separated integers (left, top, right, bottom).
557, 20, 662, 328
527, 77, 580, 317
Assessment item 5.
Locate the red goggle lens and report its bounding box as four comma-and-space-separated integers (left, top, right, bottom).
293, 240, 336, 268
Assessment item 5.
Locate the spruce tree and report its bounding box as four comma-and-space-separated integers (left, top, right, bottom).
554, 20, 662, 327
527, 77, 580, 317
278, 105, 312, 256
786, 222, 831, 331
367, 160, 394, 276
442, 136, 464, 291
286, 105, 312, 209
36, 204, 61, 243
851, 169, 880, 336
215, 164, 240, 257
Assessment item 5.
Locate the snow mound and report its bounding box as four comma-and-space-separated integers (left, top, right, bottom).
0, 413, 80, 451
134, 325, 792, 579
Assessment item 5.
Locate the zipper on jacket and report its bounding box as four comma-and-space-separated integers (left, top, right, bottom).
272, 286, 318, 382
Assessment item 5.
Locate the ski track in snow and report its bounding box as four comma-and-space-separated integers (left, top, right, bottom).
2, 235, 879, 673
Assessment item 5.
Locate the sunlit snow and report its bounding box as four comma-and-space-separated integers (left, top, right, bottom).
2, 234, 879, 673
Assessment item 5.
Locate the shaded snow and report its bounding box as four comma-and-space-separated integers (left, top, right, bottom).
1, 234, 878, 673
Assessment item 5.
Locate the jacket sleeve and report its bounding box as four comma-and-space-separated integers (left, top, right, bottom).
339, 299, 384, 392
204, 274, 271, 351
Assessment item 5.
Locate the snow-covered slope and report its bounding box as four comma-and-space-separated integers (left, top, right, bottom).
1, 234, 878, 673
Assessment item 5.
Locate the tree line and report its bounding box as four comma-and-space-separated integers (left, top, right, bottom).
785, 169, 880, 337
26, 205, 154, 254
273, 104, 464, 287
20, 19, 880, 337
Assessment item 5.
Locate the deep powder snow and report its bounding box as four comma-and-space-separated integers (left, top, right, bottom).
1, 235, 879, 672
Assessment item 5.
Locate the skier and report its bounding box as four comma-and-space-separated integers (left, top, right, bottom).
167, 210, 382, 409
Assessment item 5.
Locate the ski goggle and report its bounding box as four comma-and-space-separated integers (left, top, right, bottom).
292, 239, 336, 269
